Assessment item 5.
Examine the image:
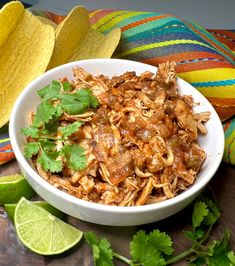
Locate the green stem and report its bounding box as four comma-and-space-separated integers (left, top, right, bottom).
113, 252, 133, 265
199, 223, 214, 245
165, 247, 195, 265
38, 135, 62, 141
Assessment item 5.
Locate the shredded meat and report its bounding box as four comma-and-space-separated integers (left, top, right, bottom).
32, 61, 210, 206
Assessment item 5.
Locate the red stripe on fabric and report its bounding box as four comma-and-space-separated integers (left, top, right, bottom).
0, 152, 15, 165
89, 10, 116, 25
121, 14, 170, 32
0, 144, 12, 151
223, 119, 232, 131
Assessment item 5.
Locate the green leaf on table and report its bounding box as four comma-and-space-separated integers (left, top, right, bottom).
24, 142, 40, 158
37, 150, 62, 173
206, 230, 232, 266
62, 144, 86, 171
149, 229, 173, 256
60, 121, 83, 138
85, 232, 114, 266
192, 201, 209, 230
228, 251, 235, 265
130, 230, 166, 266
21, 126, 39, 138
202, 198, 221, 226
37, 80, 61, 101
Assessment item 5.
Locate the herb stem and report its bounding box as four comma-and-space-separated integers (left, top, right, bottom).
165, 247, 195, 265
113, 252, 133, 265
199, 223, 214, 245
38, 135, 62, 141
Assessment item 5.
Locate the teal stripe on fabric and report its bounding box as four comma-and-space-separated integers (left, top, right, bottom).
186, 20, 235, 65
122, 17, 178, 38
224, 118, 235, 138
191, 79, 235, 87
101, 12, 157, 33
124, 20, 188, 42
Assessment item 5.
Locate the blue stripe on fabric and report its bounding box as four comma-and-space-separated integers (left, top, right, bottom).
115, 43, 224, 61
191, 79, 235, 87
122, 32, 220, 52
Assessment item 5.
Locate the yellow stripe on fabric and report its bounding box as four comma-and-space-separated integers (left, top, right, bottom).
224, 131, 235, 164
98, 11, 151, 33
91, 10, 135, 31
179, 68, 235, 82
193, 84, 235, 98
0, 138, 10, 144
116, 39, 217, 58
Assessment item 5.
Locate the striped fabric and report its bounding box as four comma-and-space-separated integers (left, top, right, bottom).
1, 9, 235, 164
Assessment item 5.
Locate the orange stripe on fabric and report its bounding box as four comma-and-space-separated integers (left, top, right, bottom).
121, 14, 170, 32
141, 52, 233, 72
208, 29, 235, 40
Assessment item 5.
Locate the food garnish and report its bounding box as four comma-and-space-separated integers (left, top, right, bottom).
22, 62, 210, 206
85, 196, 235, 265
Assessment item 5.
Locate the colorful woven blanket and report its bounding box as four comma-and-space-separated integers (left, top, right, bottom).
1, 9, 235, 165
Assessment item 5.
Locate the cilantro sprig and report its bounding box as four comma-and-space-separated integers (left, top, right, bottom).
22, 80, 99, 173
85, 197, 235, 266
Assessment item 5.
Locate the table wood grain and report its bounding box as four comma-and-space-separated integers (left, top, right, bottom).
0, 160, 235, 266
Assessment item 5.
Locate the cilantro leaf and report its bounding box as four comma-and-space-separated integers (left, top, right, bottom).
130, 230, 166, 266
37, 80, 61, 101
202, 198, 221, 226
37, 151, 62, 172
149, 229, 173, 256
24, 142, 40, 158
33, 101, 60, 127
75, 88, 99, 108
60, 121, 83, 138
62, 81, 73, 92
39, 139, 56, 152
192, 201, 209, 230
62, 144, 86, 171
85, 232, 114, 266
206, 230, 232, 266
21, 126, 39, 138
59, 94, 87, 114
228, 251, 235, 265
58, 89, 99, 115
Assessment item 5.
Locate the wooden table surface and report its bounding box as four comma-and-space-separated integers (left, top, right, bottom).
0, 160, 235, 266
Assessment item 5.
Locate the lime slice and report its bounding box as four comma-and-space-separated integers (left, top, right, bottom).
0, 174, 35, 204
14, 197, 83, 255
5, 201, 65, 222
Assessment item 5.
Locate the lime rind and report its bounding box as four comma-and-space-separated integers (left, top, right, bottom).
0, 175, 35, 204
0, 174, 24, 183
5, 201, 65, 222
14, 197, 83, 255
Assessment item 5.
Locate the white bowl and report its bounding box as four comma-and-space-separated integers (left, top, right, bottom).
9, 59, 224, 226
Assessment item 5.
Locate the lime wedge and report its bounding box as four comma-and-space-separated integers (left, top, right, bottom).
0, 174, 35, 204
5, 201, 65, 222
14, 197, 83, 255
